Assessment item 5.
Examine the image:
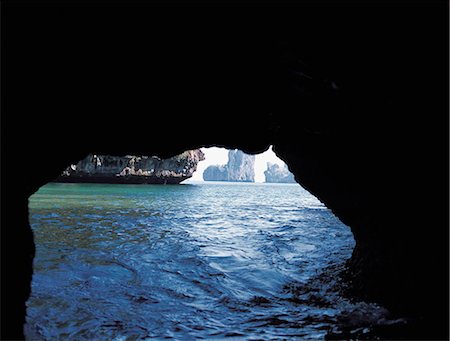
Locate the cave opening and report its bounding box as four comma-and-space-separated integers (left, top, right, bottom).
23, 146, 366, 340
2, 2, 447, 339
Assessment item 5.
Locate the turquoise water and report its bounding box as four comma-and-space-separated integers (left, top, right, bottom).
26, 181, 359, 339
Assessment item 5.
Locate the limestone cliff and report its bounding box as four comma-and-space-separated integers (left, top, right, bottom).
55, 150, 205, 184
202, 164, 228, 181
203, 149, 255, 182
264, 163, 296, 183
6, 4, 447, 340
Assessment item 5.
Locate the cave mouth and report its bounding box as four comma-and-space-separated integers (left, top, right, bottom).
188, 145, 297, 184
24, 147, 363, 340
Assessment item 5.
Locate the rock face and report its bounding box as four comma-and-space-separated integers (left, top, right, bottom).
202, 164, 228, 181
264, 163, 296, 183
4, 3, 447, 340
55, 150, 204, 184
203, 150, 255, 182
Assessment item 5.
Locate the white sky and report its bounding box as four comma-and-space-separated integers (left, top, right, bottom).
190, 145, 286, 182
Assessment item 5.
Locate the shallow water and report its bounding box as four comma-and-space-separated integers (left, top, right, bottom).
25, 181, 366, 339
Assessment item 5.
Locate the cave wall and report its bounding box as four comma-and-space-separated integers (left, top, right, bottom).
2, 1, 448, 339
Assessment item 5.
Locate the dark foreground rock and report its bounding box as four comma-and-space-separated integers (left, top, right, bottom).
55, 150, 204, 184
203, 149, 255, 182
3, 3, 447, 340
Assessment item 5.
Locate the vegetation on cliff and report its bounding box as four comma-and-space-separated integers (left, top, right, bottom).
56, 150, 205, 184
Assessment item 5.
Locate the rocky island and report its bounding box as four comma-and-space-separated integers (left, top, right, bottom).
203, 149, 255, 182
55, 150, 205, 184
264, 163, 296, 183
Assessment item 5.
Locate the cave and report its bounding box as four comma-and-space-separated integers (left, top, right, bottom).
2, 1, 448, 340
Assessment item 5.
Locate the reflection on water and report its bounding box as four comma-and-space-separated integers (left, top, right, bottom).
25, 182, 375, 339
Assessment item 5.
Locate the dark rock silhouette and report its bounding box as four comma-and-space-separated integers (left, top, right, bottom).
56, 150, 204, 184
264, 162, 296, 183
203, 150, 255, 182
3, 2, 447, 340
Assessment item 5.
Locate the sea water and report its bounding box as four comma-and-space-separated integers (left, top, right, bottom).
25, 181, 364, 339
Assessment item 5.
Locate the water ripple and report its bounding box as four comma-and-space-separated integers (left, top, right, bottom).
24, 182, 376, 340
